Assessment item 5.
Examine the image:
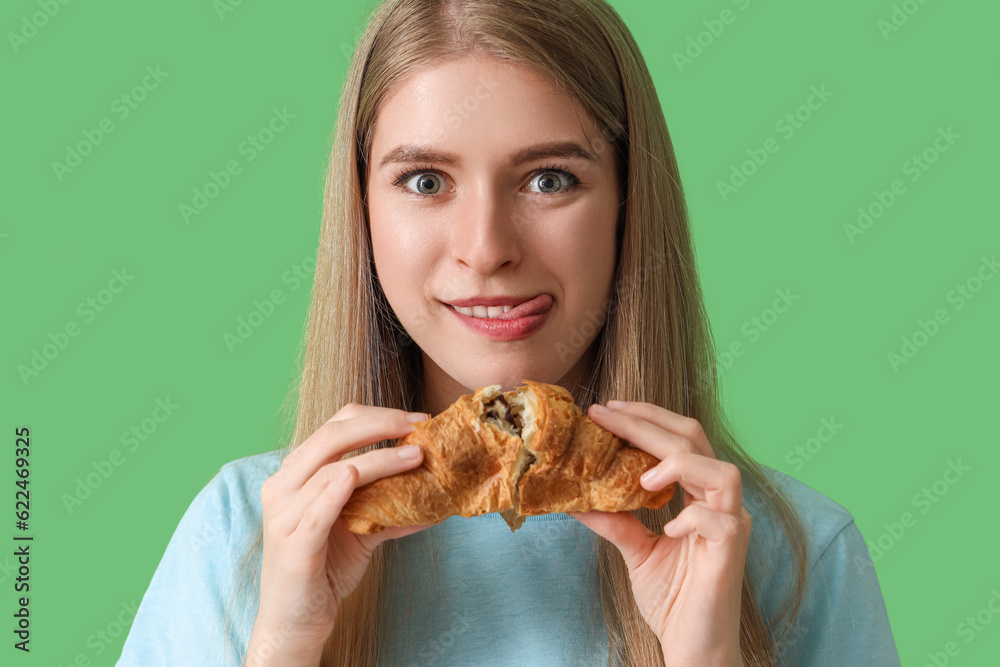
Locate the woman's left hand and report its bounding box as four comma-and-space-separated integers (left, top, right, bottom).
572, 401, 751, 667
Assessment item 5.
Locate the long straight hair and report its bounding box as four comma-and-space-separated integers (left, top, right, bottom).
226, 1, 809, 664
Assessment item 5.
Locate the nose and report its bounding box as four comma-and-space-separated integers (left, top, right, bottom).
452, 182, 522, 275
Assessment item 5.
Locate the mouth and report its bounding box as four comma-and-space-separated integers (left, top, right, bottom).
445, 294, 553, 321
444, 294, 554, 342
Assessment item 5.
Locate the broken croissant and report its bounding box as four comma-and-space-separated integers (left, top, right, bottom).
341, 380, 675, 533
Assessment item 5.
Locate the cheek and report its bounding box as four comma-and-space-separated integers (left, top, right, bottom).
368, 194, 394, 266
542, 204, 617, 287
369, 196, 436, 313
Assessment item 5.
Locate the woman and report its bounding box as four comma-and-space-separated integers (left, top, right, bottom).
118, 1, 900, 665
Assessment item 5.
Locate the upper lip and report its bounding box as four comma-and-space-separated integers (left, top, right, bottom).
445, 295, 541, 308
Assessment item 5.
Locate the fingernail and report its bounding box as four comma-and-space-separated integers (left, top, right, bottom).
406, 412, 429, 423
591, 404, 612, 416
641, 468, 661, 486
397, 444, 421, 459
606, 400, 626, 408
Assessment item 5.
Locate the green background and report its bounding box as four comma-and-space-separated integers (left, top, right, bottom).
2, 0, 996, 664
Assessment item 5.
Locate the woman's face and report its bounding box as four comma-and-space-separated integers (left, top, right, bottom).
367, 55, 621, 412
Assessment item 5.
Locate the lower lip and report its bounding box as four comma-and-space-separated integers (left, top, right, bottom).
447, 302, 552, 341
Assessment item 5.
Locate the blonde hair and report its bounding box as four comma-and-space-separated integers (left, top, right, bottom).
226, 1, 808, 664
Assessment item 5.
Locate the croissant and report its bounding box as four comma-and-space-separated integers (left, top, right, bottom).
341, 380, 675, 533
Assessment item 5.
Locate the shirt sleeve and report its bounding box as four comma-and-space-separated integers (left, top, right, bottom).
116, 461, 263, 667
776, 520, 901, 666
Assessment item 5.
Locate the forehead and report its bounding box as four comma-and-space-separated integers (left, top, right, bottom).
370, 56, 609, 168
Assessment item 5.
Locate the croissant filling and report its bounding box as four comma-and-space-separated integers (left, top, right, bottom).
483, 395, 519, 436
482, 389, 540, 530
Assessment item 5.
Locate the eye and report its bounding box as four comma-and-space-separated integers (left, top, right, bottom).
402, 172, 444, 196
527, 166, 578, 194
390, 163, 579, 199
391, 163, 447, 198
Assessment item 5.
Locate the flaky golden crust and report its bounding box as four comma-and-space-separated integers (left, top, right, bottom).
511, 380, 675, 521
340, 387, 522, 534
341, 381, 675, 534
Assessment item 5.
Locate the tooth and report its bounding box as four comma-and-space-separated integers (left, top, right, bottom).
453, 304, 517, 318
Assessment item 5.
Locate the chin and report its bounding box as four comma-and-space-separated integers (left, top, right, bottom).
456, 362, 567, 394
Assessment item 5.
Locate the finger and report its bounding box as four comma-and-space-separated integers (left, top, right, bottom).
280, 403, 385, 468
272, 445, 424, 535
354, 522, 438, 550
327, 402, 385, 423
601, 401, 714, 458
587, 404, 701, 462
281, 404, 391, 467
291, 464, 360, 558
640, 452, 743, 514
276, 410, 428, 494
323, 400, 425, 425
570, 510, 659, 570
663, 504, 752, 547
285, 404, 427, 464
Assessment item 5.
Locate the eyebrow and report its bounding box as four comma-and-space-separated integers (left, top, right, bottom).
376, 140, 600, 170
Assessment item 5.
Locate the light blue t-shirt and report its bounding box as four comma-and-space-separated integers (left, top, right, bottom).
116, 450, 901, 666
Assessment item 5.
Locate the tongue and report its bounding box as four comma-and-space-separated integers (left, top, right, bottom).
497, 294, 553, 321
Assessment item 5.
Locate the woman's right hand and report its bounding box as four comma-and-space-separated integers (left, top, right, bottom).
244, 404, 433, 667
